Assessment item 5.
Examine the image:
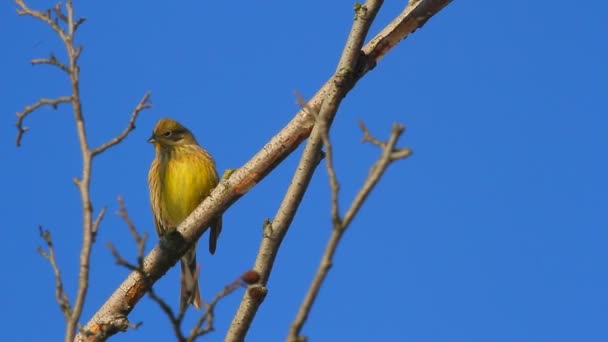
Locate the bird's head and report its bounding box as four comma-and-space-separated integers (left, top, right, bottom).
148, 118, 198, 148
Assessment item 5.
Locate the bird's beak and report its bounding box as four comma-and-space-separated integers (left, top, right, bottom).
147, 135, 156, 143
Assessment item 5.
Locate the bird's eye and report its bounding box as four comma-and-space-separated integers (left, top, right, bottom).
162, 130, 172, 138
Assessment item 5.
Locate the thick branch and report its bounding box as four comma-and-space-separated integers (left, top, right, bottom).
77, 1, 452, 340
109, 199, 252, 342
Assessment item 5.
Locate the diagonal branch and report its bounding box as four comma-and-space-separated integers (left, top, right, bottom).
227, 1, 383, 341
343, 122, 412, 227
91, 92, 152, 157
109, 196, 254, 342
288, 122, 412, 341
77, 1, 452, 340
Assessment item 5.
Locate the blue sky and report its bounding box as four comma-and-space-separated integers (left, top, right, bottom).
2, 1, 607, 341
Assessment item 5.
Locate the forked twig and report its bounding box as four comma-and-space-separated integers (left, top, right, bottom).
91, 93, 152, 156
288, 121, 412, 341
37, 226, 72, 320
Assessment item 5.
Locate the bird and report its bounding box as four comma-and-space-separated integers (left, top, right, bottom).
147, 117, 222, 310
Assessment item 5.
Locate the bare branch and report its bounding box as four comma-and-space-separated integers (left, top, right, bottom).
228, 2, 383, 341
91, 92, 152, 157
53, 2, 68, 23
31, 53, 71, 73
37, 226, 72, 321
361, 0, 453, 68
78, 1, 452, 340
147, 287, 187, 341
91, 206, 106, 237
344, 122, 412, 226
14, 0, 67, 40
15, 96, 72, 146
109, 234, 248, 342
74, 17, 86, 32
319, 108, 341, 228
15, 2, 148, 340
357, 119, 384, 147
116, 196, 148, 264
187, 277, 248, 341
106, 242, 140, 272
107, 196, 148, 273
289, 121, 412, 341
110, 196, 250, 342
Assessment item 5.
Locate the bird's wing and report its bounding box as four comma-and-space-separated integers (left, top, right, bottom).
153, 212, 166, 237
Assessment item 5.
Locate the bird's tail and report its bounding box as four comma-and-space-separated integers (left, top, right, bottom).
180, 246, 201, 311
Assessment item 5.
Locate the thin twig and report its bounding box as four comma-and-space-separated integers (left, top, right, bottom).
108, 196, 148, 273
15, 96, 72, 146
187, 277, 248, 341
53, 3, 68, 23
91, 92, 152, 156
319, 113, 342, 228
116, 196, 147, 262
106, 243, 140, 272
358, 119, 384, 147
343, 122, 412, 226
31, 53, 71, 73
110, 198, 174, 335
91, 207, 106, 237
147, 287, 187, 341
289, 122, 412, 340
37, 226, 72, 321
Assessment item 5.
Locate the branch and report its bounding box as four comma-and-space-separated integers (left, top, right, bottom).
288, 121, 412, 341
77, 1, 452, 340
15, 0, 68, 41
343, 122, 413, 226
226, 1, 381, 340
109, 197, 255, 342
14, 1, 149, 341
186, 274, 253, 342
31, 53, 71, 74
146, 272, 251, 342
37, 226, 72, 321
91, 92, 152, 157
228, 1, 451, 340
91, 207, 107, 236
15, 96, 72, 146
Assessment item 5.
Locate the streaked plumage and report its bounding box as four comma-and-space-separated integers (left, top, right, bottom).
147, 118, 222, 310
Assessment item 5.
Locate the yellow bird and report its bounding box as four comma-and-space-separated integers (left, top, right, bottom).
147, 118, 222, 310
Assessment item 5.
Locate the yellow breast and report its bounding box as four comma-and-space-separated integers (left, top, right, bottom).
150, 145, 218, 233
